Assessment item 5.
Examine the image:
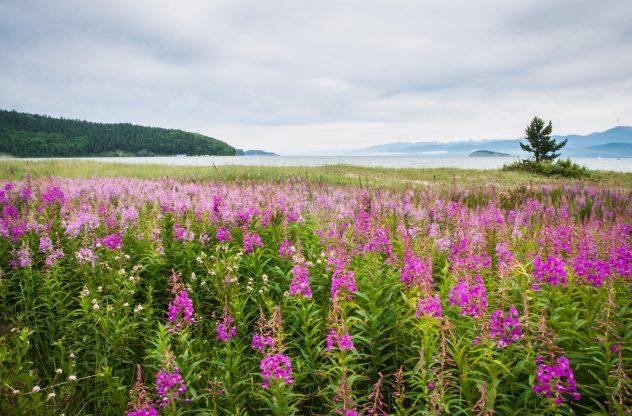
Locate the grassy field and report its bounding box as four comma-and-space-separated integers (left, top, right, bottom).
2, 159, 632, 188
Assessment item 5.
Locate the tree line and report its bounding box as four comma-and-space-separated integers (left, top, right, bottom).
0, 110, 236, 157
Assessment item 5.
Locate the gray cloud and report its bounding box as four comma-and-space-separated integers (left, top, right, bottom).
1, 0, 631, 152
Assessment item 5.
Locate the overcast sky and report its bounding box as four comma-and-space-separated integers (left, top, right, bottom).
1, 0, 631, 154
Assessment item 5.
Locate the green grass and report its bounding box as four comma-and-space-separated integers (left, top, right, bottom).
1, 159, 632, 188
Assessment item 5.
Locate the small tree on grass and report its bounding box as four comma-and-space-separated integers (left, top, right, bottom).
520, 116, 567, 162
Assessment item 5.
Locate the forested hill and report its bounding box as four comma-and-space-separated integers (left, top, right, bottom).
0, 110, 236, 157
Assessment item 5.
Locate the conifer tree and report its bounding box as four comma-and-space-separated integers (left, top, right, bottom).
520, 117, 567, 162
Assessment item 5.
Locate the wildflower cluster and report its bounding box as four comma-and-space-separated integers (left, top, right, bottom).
326, 328, 355, 352
259, 354, 294, 389
533, 355, 581, 404
416, 294, 442, 319
155, 362, 188, 409
289, 257, 312, 298
449, 275, 488, 318
166, 290, 196, 333
532, 255, 568, 288
488, 305, 523, 348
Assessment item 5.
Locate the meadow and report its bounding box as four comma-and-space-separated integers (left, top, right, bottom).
0, 161, 631, 415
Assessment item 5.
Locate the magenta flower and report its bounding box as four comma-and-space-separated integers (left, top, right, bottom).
488, 305, 523, 348
449, 275, 488, 318
260, 354, 293, 388
156, 365, 188, 409
215, 226, 233, 242
416, 294, 442, 318
167, 290, 196, 333
173, 224, 194, 241
216, 314, 237, 342
95, 233, 124, 250
400, 251, 433, 289
326, 328, 355, 352
533, 355, 580, 404
278, 239, 296, 260
251, 334, 275, 352
289, 261, 312, 298
243, 232, 263, 253
533, 255, 568, 287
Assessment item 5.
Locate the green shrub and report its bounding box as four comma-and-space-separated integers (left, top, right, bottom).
502, 159, 590, 178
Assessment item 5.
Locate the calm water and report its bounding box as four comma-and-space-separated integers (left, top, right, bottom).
26, 156, 632, 172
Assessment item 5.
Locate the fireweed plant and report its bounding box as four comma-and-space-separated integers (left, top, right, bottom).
0, 177, 630, 415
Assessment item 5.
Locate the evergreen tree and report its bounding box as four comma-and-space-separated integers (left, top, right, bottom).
520, 116, 567, 162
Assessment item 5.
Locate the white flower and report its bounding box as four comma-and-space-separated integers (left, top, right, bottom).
12, 389, 20, 395
123, 302, 129, 307
68, 375, 77, 382
134, 304, 144, 313
48, 392, 56, 399
56, 368, 63, 374
32, 386, 41, 393
80, 286, 90, 297
97, 286, 103, 293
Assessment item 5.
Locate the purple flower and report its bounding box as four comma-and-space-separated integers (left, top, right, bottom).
533, 255, 568, 287
449, 275, 488, 318
289, 261, 312, 298
533, 355, 580, 404
75, 248, 97, 268
243, 232, 263, 253
215, 226, 233, 242
41, 186, 65, 206
2, 204, 19, 220
279, 239, 296, 260
39, 236, 54, 253
400, 251, 433, 289
173, 224, 194, 241
251, 334, 275, 352
326, 328, 355, 352
10, 247, 32, 268
415, 294, 442, 318
489, 305, 523, 348
167, 290, 196, 333
156, 365, 188, 409
216, 314, 237, 342
95, 233, 124, 250
260, 354, 293, 388
329, 255, 357, 300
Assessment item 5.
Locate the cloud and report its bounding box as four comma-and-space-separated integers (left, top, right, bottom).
1, 0, 631, 152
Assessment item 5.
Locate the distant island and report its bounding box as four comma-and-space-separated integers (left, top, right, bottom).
236, 149, 279, 156
469, 150, 512, 157
0, 109, 236, 157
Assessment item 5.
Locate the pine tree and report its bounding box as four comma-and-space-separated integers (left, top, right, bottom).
520, 117, 567, 162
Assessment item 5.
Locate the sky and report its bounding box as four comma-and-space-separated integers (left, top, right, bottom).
1, 0, 631, 154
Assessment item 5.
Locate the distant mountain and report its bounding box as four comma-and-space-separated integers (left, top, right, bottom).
235, 149, 279, 156
0, 109, 236, 157
348, 126, 632, 157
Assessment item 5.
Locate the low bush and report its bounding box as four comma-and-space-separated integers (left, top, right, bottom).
502, 158, 591, 178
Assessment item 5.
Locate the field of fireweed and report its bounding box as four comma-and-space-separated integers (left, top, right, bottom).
0, 177, 630, 415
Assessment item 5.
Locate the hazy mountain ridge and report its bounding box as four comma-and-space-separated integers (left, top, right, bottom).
349, 126, 632, 157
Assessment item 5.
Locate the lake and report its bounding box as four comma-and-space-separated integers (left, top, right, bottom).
23, 156, 632, 172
